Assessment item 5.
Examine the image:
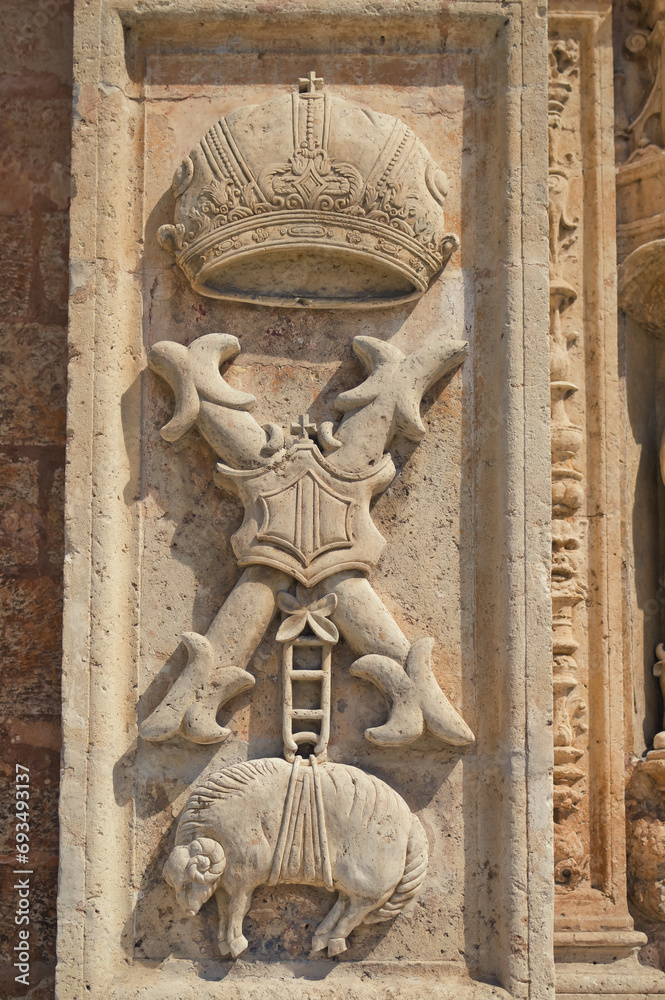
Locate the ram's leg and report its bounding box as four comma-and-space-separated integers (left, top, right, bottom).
326, 896, 377, 957
214, 885, 231, 957
226, 887, 254, 958
140, 566, 291, 743
311, 895, 348, 954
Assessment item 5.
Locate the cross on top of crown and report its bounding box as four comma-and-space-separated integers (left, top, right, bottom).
299, 71, 324, 96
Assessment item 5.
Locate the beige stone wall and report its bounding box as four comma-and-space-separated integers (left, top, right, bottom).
58, 1, 556, 997
0, 3, 72, 999
6, 0, 665, 996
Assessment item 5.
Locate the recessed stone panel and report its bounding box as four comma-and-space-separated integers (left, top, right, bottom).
58, 3, 552, 999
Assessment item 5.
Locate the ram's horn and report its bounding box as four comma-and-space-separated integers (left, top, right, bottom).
163, 844, 191, 888
148, 341, 200, 442
187, 838, 226, 883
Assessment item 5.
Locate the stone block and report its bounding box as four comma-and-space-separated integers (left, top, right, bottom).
45, 465, 64, 570
0, 452, 42, 571
0, 96, 72, 218
0, 577, 62, 715
0, 864, 57, 998
2, 0, 73, 83
37, 210, 69, 321
0, 325, 66, 446
0, 717, 60, 858
0, 215, 34, 320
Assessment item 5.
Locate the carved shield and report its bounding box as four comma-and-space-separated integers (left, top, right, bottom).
215, 443, 396, 586
258, 470, 353, 566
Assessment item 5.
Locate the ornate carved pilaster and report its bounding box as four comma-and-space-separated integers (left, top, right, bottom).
548, 33, 590, 897
548, 3, 665, 993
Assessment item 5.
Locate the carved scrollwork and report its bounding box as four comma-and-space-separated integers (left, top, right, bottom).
261, 144, 364, 212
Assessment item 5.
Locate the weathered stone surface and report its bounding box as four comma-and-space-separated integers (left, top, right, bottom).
8, 0, 665, 997
0, 4, 71, 997
58, 2, 553, 999
11, 0, 665, 997
0, 576, 63, 714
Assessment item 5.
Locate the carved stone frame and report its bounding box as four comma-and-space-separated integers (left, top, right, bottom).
59, 1, 552, 998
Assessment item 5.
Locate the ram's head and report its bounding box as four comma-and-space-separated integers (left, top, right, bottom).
163, 837, 226, 916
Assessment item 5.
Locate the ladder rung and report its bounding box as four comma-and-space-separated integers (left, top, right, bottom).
291, 637, 327, 647
287, 669, 325, 680
292, 731, 319, 744
290, 708, 325, 720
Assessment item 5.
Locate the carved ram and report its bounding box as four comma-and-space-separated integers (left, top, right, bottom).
164, 756, 428, 958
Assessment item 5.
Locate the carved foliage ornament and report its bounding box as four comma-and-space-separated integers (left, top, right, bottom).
158, 74, 457, 308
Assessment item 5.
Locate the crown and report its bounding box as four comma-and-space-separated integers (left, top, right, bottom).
158, 73, 459, 310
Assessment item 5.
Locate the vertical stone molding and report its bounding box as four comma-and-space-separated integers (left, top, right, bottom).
615, 0, 665, 973
548, 37, 589, 896
548, 1, 665, 995
59, 2, 553, 999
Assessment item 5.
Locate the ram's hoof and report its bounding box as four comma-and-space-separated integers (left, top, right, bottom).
229, 934, 249, 958
327, 937, 347, 957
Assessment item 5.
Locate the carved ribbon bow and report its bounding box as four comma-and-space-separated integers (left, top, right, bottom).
276, 592, 339, 644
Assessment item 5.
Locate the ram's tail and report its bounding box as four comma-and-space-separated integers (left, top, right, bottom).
364, 815, 429, 923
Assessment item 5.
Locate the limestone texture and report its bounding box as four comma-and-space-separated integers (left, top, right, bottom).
57, 4, 553, 1000
17, 0, 665, 997
0, 2, 71, 999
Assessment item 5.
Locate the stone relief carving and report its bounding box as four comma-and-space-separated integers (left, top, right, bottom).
615, 0, 665, 283
141, 328, 473, 749
164, 757, 428, 958
548, 37, 590, 892
157, 75, 458, 308
626, 761, 665, 922
143, 75, 474, 960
